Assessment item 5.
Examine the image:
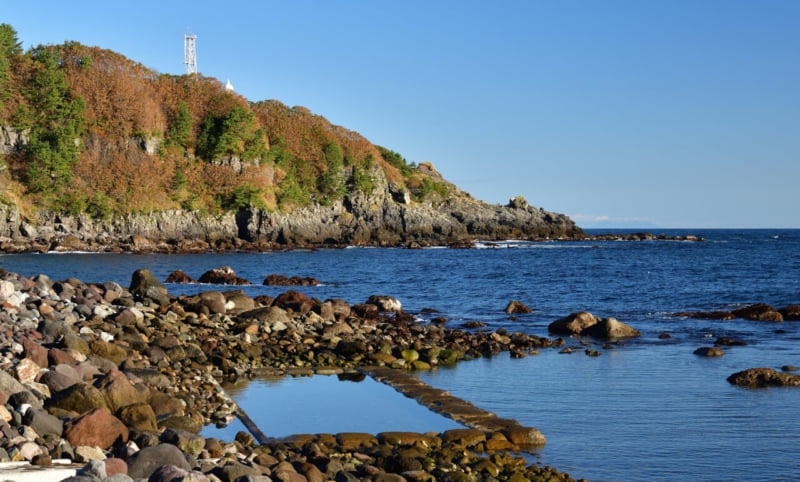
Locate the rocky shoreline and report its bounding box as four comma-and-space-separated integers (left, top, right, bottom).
0, 203, 703, 255
0, 266, 582, 482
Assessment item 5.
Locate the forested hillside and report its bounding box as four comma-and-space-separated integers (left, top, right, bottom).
0, 24, 452, 219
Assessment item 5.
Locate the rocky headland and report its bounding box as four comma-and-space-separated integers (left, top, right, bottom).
0, 191, 582, 254
0, 266, 581, 482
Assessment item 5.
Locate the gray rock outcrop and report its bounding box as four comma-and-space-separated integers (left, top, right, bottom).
0, 161, 582, 252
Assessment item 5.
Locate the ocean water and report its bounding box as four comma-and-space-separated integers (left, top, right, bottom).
1, 229, 799, 481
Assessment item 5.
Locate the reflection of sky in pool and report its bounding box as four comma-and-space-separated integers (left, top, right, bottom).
202, 374, 463, 441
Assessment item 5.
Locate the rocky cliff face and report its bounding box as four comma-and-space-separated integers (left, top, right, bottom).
0, 189, 581, 252
0, 131, 581, 252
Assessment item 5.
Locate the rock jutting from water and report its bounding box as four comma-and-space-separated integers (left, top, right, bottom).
0, 267, 582, 481
727, 368, 800, 388
548, 311, 642, 340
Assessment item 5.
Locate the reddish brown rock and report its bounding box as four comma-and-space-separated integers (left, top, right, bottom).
22, 337, 49, 368
65, 407, 129, 449
779, 305, 800, 321
732, 303, 783, 322
675, 311, 736, 320
165, 269, 196, 283
274, 290, 313, 313
504, 300, 534, 314
198, 266, 251, 285
264, 273, 320, 286
104, 458, 128, 477
48, 347, 78, 366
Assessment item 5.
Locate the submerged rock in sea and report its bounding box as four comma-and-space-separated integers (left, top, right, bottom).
732, 303, 783, 322
263, 273, 320, 286
694, 347, 725, 357
779, 305, 800, 321
727, 367, 800, 388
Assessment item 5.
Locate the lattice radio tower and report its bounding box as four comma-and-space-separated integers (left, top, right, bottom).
184, 33, 197, 76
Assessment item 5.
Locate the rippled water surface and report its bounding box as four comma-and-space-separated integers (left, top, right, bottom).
1, 229, 798, 481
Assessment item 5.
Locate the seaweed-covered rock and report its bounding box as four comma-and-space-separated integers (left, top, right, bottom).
727, 367, 800, 388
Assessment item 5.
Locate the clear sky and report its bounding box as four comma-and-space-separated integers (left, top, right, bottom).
4, 1, 799, 228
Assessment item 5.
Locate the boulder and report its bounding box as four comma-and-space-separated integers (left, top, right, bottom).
582, 318, 641, 340
104, 458, 128, 477
46, 381, 108, 414
209, 460, 263, 482
224, 291, 255, 313
129, 269, 169, 306
112, 307, 144, 327
22, 337, 49, 369
694, 347, 725, 357
64, 407, 129, 449
89, 339, 128, 365
504, 426, 547, 447
732, 303, 783, 322
165, 269, 196, 283
159, 427, 206, 457
238, 306, 291, 325
548, 312, 599, 336
727, 367, 800, 388
39, 365, 81, 393
549, 312, 640, 340
367, 295, 403, 312
94, 369, 149, 412
504, 300, 533, 314
149, 465, 210, 482
779, 305, 800, 321
273, 290, 313, 313
116, 402, 158, 432
264, 273, 320, 286
126, 444, 192, 480
326, 298, 352, 320
198, 266, 251, 285
23, 406, 64, 438
15, 358, 42, 383
198, 290, 227, 314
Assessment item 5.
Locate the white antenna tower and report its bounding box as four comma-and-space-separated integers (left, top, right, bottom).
184, 32, 197, 76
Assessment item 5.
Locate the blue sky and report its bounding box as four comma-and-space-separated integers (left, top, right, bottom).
4, 1, 799, 228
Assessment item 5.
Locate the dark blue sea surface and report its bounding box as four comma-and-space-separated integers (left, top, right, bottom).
1, 229, 798, 481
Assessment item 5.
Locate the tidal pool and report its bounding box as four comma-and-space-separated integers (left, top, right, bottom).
201, 373, 463, 440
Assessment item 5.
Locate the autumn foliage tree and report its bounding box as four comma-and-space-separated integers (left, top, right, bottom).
0, 26, 449, 218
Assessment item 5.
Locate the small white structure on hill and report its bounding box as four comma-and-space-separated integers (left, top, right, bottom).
184, 33, 197, 76
225, 79, 234, 92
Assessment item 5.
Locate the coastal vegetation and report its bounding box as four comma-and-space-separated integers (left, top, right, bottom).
0, 24, 452, 220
